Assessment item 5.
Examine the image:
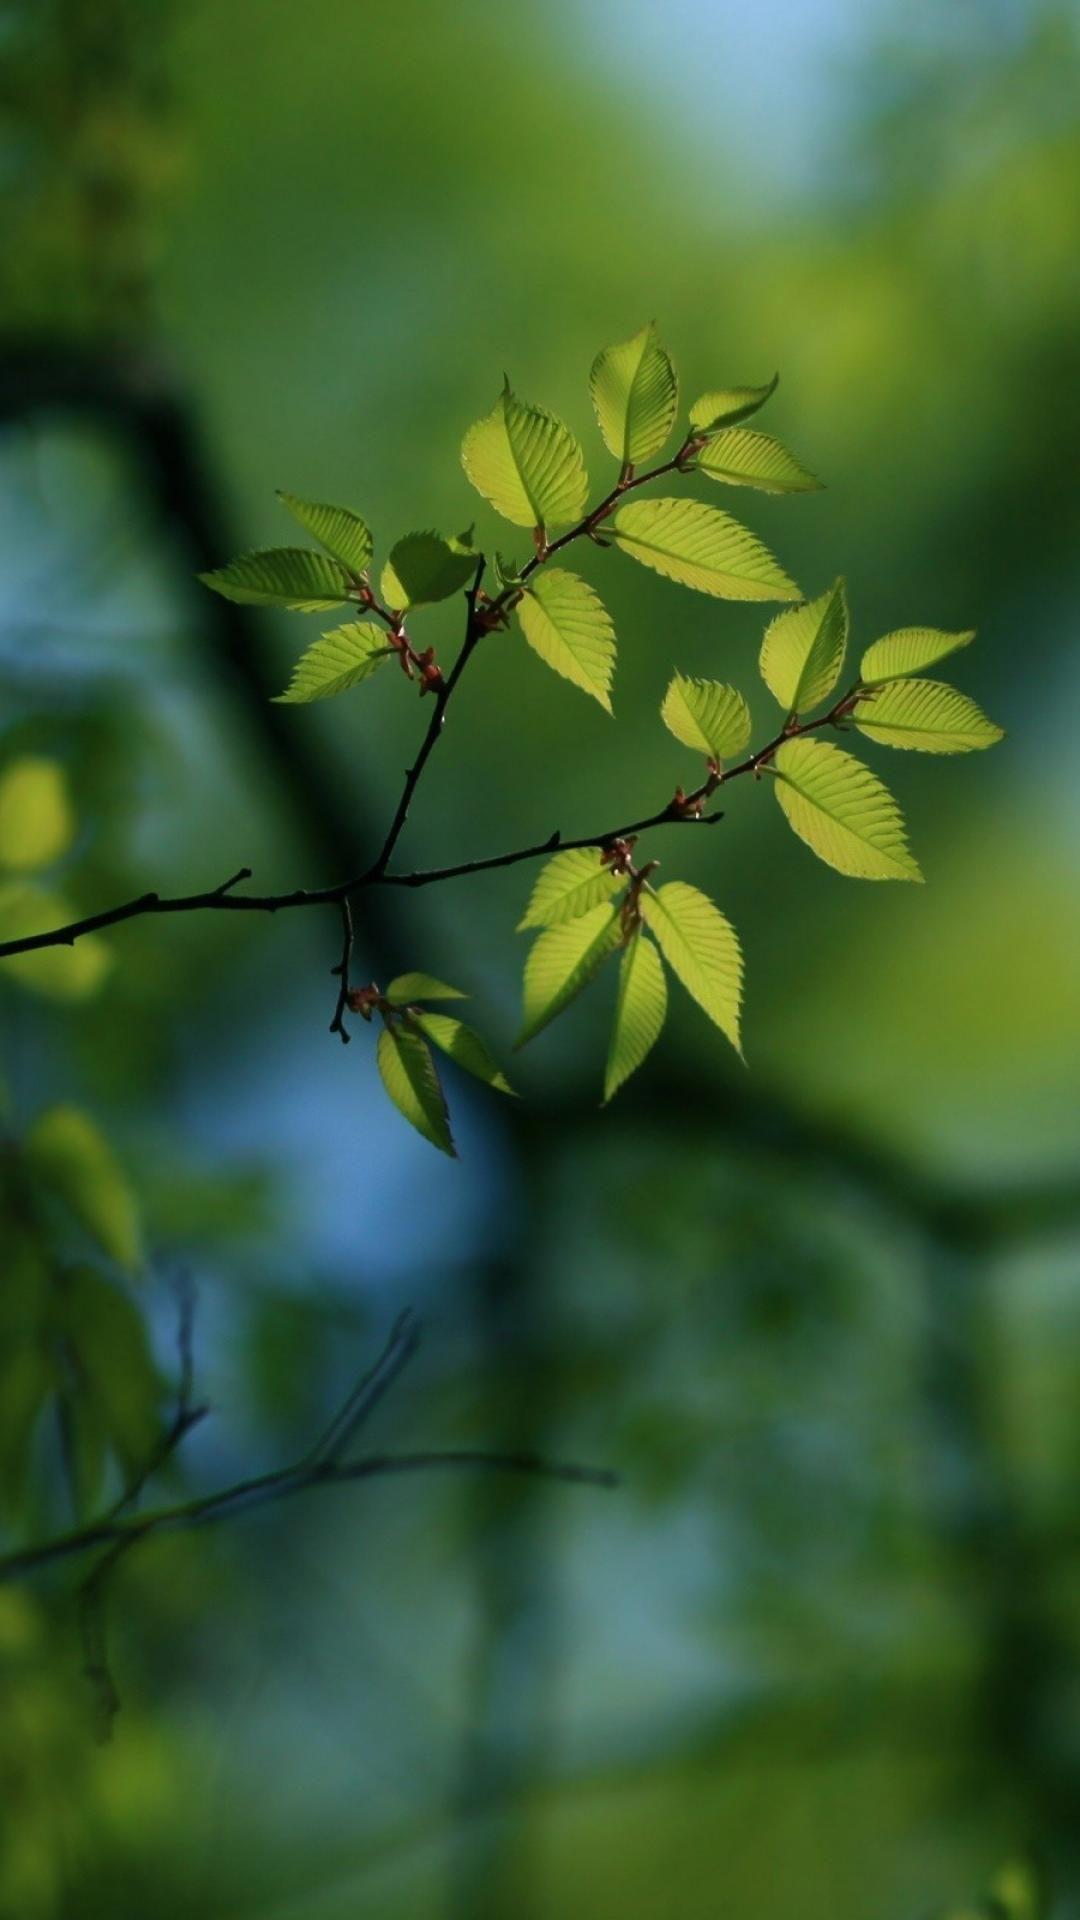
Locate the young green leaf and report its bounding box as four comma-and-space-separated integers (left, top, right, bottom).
604, 929, 667, 1102
376, 1021, 455, 1155
660, 676, 751, 760
385, 973, 467, 1005
516, 569, 616, 710
27, 1106, 142, 1272
516, 901, 622, 1047
517, 847, 623, 931
760, 578, 848, 713
0, 757, 75, 873
688, 374, 779, 432
853, 678, 1003, 753
276, 494, 374, 575
461, 384, 588, 530
860, 626, 976, 684
772, 736, 922, 880
639, 882, 743, 1055
694, 428, 821, 495
610, 498, 799, 602
411, 1013, 515, 1094
199, 549, 352, 611
589, 322, 678, 466
273, 622, 393, 703
380, 530, 477, 609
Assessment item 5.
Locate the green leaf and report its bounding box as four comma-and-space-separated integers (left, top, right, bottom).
58, 1267, 162, 1469
376, 1021, 455, 1155
28, 1106, 142, 1271
461, 384, 588, 531
760, 577, 848, 713
199, 548, 352, 611
860, 625, 976, 683
610, 498, 799, 602
660, 676, 751, 760
589, 322, 678, 466
772, 737, 922, 881
0, 884, 112, 1001
853, 678, 1003, 753
493, 552, 524, 593
385, 973, 467, 1004
516, 569, 616, 710
604, 929, 667, 1102
517, 847, 623, 931
412, 1012, 515, 1094
694, 428, 821, 495
639, 882, 743, 1055
380, 530, 477, 609
688, 374, 779, 432
277, 494, 374, 574
516, 901, 622, 1047
273, 622, 394, 702
0, 758, 75, 873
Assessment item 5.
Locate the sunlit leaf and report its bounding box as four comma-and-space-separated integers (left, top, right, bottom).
516, 568, 616, 710
516, 901, 621, 1047
860, 625, 976, 683
385, 973, 467, 1005
854, 678, 1003, 753
610, 498, 799, 602
199, 548, 352, 610
380, 529, 477, 608
760, 577, 848, 713
0, 758, 75, 873
589, 322, 678, 466
0, 884, 111, 1001
276, 494, 374, 574
660, 676, 751, 759
772, 736, 922, 880
27, 1105, 142, 1271
695, 427, 821, 494
639, 881, 743, 1055
517, 847, 623, 931
604, 929, 667, 1101
376, 1021, 455, 1155
461, 383, 588, 530
412, 1012, 515, 1094
688, 374, 779, 431
273, 622, 393, 702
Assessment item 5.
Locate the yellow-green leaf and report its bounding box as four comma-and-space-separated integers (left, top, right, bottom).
853, 678, 1003, 753
412, 1013, 515, 1094
610, 498, 799, 602
589, 322, 678, 466
199, 548, 352, 611
604, 929, 667, 1102
516, 901, 621, 1047
688, 374, 778, 432
273, 622, 393, 702
380, 530, 477, 609
660, 676, 751, 760
517, 847, 623, 931
276, 494, 374, 574
376, 1022, 455, 1155
760, 578, 848, 713
772, 737, 921, 881
516, 569, 616, 710
0, 885, 111, 1001
385, 973, 467, 1005
461, 384, 588, 530
27, 1106, 142, 1272
0, 758, 75, 873
639, 881, 743, 1055
860, 625, 976, 683
695, 428, 821, 495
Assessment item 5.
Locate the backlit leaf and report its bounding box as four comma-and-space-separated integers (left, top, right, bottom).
385, 973, 467, 1005
760, 577, 848, 713
377, 1022, 455, 1155
412, 1013, 515, 1094
461, 383, 588, 530
0, 758, 75, 874
199, 548, 352, 611
772, 736, 921, 880
517, 569, 616, 710
660, 676, 751, 759
853, 678, 1003, 753
516, 901, 621, 1047
28, 1105, 141, 1272
273, 622, 393, 702
860, 625, 976, 683
380, 530, 477, 608
640, 881, 743, 1055
276, 494, 374, 574
589, 322, 678, 466
604, 929, 667, 1102
610, 497, 799, 602
517, 847, 623, 931
688, 374, 779, 432
695, 428, 821, 495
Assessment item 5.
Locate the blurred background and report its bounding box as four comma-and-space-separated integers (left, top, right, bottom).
1, 0, 1079, 1914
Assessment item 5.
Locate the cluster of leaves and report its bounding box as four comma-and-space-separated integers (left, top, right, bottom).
192, 324, 1002, 1152
351, 972, 514, 1158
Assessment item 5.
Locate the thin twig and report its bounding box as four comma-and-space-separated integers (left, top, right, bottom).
328, 895, 355, 1044
307, 1308, 420, 1464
